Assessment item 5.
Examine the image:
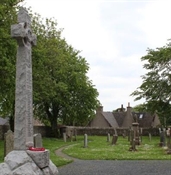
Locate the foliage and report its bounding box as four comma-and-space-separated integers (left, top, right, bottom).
0, 2, 99, 135
132, 104, 148, 112
0, 0, 24, 130
131, 41, 171, 126
30, 12, 100, 136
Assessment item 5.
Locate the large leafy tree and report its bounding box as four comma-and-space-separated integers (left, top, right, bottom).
0, 0, 23, 129
31, 13, 99, 136
131, 41, 171, 126
0, 2, 100, 136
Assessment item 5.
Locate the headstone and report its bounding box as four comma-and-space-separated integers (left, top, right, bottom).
11, 7, 36, 150
4, 130, 14, 157
63, 132, 67, 142
149, 133, 152, 142
70, 130, 73, 142
84, 134, 88, 148
129, 129, 137, 151
159, 128, 166, 147
33, 133, 42, 148
111, 134, 118, 145
132, 122, 141, 145
122, 130, 126, 138
73, 129, 77, 141
107, 133, 110, 142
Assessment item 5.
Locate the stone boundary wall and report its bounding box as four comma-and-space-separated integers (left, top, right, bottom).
0, 125, 160, 140
34, 126, 54, 137
68, 127, 160, 136
0, 126, 53, 140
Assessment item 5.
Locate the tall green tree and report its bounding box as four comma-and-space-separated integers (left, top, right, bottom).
131, 41, 171, 126
31, 13, 100, 136
0, 0, 23, 129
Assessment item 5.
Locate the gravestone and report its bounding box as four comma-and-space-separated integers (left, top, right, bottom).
63, 132, 67, 142
84, 134, 88, 148
107, 133, 110, 142
0, 8, 58, 175
73, 128, 77, 141
129, 128, 137, 151
4, 130, 14, 157
34, 133, 42, 148
132, 122, 141, 145
159, 128, 166, 147
111, 134, 118, 145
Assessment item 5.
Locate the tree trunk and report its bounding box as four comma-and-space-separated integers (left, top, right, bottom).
51, 117, 58, 138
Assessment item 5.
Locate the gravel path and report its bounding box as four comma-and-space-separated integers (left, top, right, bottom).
58, 160, 171, 175
56, 146, 171, 175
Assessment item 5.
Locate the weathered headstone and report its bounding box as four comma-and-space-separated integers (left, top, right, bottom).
111, 134, 118, 145
129, 128, 137, 151
107, 133, 110, 142
4, 130, 14, 157
11, 7, 36, 150
73, 128, 77, 141
122, 130, 126, 138
159, 128, 166, 147
84, 134, 88, 148
33, 133, 42, 148
0, 8, 58, 174
132, 122, 141, 145
63, 132, 67, 142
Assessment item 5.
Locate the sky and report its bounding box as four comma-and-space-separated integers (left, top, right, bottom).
22, 0, 171, 111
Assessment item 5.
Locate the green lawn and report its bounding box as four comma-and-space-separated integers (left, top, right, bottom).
63, 136, 171, 160
0, 136, 171, 167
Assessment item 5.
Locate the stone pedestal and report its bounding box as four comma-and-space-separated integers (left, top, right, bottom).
0, 150, 58, 175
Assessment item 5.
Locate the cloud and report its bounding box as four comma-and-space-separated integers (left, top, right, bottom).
23, 0, 171, 111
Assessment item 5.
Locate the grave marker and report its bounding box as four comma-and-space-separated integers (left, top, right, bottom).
33, 133, 42, 148
84, 134, 88, 148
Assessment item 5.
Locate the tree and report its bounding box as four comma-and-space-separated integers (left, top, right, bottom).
31, 13, 100, 136
131, 41, 171, 126
0, 0, 23, 130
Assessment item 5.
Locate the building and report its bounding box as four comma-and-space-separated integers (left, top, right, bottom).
89, 103, 161, 129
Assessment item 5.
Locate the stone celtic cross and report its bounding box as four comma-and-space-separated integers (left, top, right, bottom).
11, 8, 37, 150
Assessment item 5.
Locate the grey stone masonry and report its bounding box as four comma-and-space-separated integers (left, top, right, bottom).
11, 7, 36, 150
34, 133, 43, 148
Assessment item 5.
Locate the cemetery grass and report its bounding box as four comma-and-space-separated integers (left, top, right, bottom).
1, 136, 171, 167
63, 136, 171, 161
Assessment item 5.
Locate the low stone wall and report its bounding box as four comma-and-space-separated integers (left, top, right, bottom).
0, 125, 53, 140
68, 127, 160, 136
34, 126, 54, 138
0, 125, 160, 140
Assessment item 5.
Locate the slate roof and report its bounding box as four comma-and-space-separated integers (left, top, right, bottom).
102, 112, 119, 128
113, 112, 126, 127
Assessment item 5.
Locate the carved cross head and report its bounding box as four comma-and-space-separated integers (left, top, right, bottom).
11, 7, 37, 47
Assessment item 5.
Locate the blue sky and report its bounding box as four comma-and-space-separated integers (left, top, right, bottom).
23, 0, 171, 111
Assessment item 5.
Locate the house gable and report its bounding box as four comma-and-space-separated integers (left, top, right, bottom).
102, 112, 119, 128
